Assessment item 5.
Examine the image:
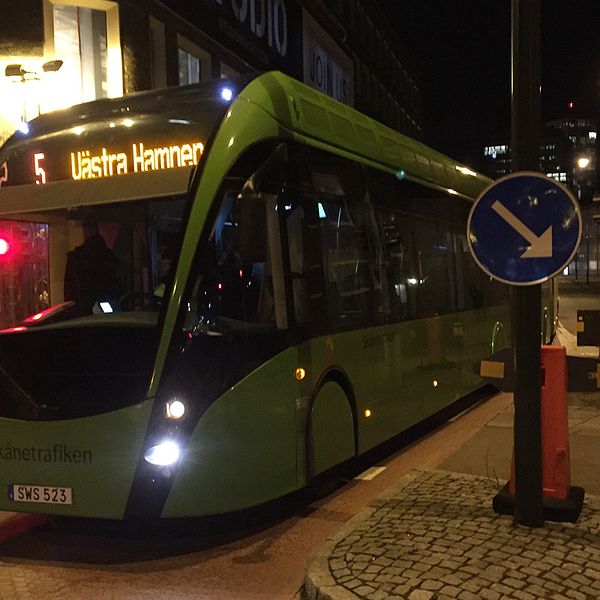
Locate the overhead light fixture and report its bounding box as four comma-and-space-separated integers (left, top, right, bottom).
5, 64, 24, 78
5, 60, 63, 79
42, 60, 63, 73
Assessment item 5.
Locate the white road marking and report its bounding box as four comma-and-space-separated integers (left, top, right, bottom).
354, 466, 387, 481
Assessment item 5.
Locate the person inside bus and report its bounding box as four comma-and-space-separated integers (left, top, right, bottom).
64, 220, 121, 316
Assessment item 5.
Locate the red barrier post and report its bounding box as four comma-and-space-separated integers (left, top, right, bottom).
509, 346, 570, 498
497, 345, 584, 522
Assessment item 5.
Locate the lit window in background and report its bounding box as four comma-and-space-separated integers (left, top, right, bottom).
53, 4, 108, 105
178, 49, 200, 85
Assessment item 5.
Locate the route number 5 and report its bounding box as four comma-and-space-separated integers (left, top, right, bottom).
34, 152, 46, 185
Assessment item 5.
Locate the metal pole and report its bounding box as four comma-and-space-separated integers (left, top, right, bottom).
511, 0, 544, 527
596, 221, 600, 276
586, 215, 590, 284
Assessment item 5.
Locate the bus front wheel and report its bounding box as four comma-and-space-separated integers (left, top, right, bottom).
307, 380, 355, 481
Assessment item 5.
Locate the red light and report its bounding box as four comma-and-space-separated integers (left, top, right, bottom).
239, 269, 243, 278
0, 238, 9, 255
568, 101, 574, 109
217, 282, 223, 290
0, 326, 26, 334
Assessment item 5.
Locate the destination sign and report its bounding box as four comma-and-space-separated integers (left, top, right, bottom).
0, 138, 205, 188
70, 140, 204, 180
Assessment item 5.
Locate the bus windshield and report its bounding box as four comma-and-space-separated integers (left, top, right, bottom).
0, 195, 185, 330
0, 75, 257, 330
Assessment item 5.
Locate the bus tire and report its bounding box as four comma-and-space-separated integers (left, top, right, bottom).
307, 379, 355, 482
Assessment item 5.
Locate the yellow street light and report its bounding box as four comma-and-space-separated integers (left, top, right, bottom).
578, 157, 590, 169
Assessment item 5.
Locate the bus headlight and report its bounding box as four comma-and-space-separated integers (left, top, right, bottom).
166, 399, 186, 420
144, 440, 180, 466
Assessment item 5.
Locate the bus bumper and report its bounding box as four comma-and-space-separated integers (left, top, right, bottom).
0, 399, 153, 519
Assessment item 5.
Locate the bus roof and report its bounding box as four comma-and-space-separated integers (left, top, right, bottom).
0, 71, 489, 216
239, 72, 491, 200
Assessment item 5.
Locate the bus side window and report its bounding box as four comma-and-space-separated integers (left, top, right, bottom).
183, 189, 279, 334
373, 208, 417, 322
319, 199, 373, 329
274, 143, 329, 334
309, 148, 376, 331
413, 219, 450, 317
284, 201, 310, 326
181, 141, 295, 336
367, 168, 418, 323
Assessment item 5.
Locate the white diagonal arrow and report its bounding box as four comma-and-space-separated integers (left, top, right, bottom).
491, 200, 553, 258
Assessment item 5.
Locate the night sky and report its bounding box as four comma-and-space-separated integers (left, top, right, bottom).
375, 1, 600, 167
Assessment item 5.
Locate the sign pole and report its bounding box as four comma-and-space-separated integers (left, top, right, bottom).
469, 0, 581, 531
511, 0, 543, 527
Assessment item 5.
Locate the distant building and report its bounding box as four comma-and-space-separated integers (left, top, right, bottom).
482, 140, 511, 178
547, 117, 598, 203
481, 117, 599, 203
0, 0, 422, 143
539, 127, 573, 187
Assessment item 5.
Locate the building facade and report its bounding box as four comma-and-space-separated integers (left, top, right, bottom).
481, 117, 599, 204
0, 0, 422, 144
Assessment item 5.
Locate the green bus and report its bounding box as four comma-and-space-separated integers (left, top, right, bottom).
0, 71, 523, 518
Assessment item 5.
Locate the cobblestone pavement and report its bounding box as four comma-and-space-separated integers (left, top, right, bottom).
304, 470, 600, 600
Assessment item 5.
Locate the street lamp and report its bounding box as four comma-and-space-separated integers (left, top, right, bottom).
574, 155, 591, 202
578, 157, 590, 169
574, 156, 593, 282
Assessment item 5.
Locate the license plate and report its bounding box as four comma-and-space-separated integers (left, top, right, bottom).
9, 484, 73, 505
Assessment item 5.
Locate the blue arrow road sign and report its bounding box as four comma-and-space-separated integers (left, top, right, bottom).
467, 171, 581, 286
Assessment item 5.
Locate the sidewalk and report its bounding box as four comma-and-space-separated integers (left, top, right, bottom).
304, 469, 600, 600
